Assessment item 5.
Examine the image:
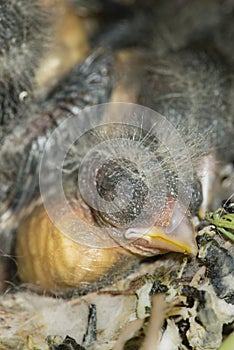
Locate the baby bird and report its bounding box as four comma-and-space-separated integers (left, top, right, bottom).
0, 0, 49, 290
0, 0, 48, 125
0, 0, 234, 294
15, 46, 234, 294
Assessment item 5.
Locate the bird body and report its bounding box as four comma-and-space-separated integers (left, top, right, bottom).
16, 204, 133, 294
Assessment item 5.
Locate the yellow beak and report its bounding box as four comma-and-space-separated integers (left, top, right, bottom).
142, 219, 197, 255
126, 203, 198, 256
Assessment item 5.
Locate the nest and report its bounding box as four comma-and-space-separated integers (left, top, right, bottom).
0, 222, 233, 350
0, 1, 234, 349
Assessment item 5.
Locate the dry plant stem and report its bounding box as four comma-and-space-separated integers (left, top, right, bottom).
140, 294, 167, 350
113, 294, 166, 350
113, 318, 144, 350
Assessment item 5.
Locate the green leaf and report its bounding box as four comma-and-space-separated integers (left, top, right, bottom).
205, 209, 234, 243
219, 332, 234, 350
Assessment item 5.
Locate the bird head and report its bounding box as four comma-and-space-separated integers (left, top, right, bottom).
40, 103, 199, 257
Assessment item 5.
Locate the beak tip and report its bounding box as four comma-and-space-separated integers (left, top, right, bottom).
140, 212, 197, 256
